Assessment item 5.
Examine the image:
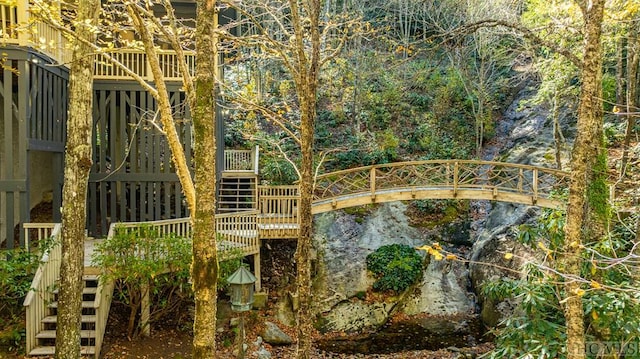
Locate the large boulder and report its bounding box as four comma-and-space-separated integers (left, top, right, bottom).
313, 202, 477, 337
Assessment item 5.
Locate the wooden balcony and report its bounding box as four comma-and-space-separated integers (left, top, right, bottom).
0, 1, 196, 81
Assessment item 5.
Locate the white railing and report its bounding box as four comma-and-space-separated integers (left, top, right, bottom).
224, 147, 258, 173
257, 186, 300, 239
108, 216, 260, 256
216, 211, 260, 254
23, 222, 57, 252
23, 223, 62, 355
1, 2, 195, 80
94, 49, 196, 81
93, 272, 114, 359
0, 2, 19, 40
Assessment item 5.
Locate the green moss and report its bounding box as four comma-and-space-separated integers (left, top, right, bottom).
587, 150, 611, 222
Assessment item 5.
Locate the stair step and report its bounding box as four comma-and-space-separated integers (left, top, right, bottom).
41, 315, 97, 324
35, 330, 96, 339
29, 345, 96, 356
53, 287, 98, 295
48, 301, 96, 309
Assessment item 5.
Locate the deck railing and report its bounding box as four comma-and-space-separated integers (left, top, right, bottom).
224, 146, 259, 174
1, 1, 195, 80
216, 211, 260, 254
0, 1, 72, 64
23, 223, 62, 355
257, 186, 299, 239
94, 49, 196, 81
108, 216, 259, 256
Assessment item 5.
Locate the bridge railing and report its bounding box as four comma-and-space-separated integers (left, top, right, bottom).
314, 160, 569, 204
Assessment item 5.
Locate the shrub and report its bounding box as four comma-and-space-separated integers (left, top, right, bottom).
0, 249, 39, 319
366, 244, 423, 293
93, 225, 193, 337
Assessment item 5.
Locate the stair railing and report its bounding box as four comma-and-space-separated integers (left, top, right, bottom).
23, 223, 62, 354
94, 223, 117, 359
23, 223, 57, 252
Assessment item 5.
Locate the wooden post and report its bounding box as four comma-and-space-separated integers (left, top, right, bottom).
16, 0, 29, 46
453, 162, 459, 197
532, 168, 538, 204
370, 167, 376, 201
253, 253, 261, 292
518, 168, 524, 192
140, 281, 150, 337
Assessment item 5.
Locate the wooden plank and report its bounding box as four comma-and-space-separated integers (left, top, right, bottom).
43, 70, 50, 141
99, 91, 109, 233
118, 92, 128, 222
27, 139, 64, 152
108, 90, 118, 230
18, 60, 29, 246
5, 191, 14, 249
88, 181, 97, 236
53, 152, 62, 222
0, 180, 26, 191
3, 67, 13, 178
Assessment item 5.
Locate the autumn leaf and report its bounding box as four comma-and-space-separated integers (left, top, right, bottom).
504, 253, 513, 260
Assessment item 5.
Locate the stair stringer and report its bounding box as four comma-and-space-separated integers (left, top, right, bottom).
93, 274, 115, 359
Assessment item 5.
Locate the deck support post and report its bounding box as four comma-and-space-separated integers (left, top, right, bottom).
253, 253, 261, 292
141, 281, 150, 337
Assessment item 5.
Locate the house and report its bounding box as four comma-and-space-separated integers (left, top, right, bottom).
0, 0, 248, 247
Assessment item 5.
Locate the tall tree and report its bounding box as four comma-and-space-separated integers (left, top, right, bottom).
191, 0, 220, 356
291, 1, 321, 356
221, 1, 354, 356
562, 0, 606, 358
123, 0, 221, 355
55, 0, 101, 357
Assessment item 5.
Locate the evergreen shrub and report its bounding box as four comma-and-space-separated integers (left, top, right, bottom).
366, 244, 423, 293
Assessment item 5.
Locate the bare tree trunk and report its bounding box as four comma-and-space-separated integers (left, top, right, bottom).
620, 26, 639, 178
291, 0, 321, 357
128, 7, 196, 212
563, 1, 605, 358
191, 0, 220, 357
55, 0, 100, 357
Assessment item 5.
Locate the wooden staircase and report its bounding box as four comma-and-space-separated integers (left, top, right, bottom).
218, 177, 258, 212
29, 275, 101, 356
24, 227, 114, 358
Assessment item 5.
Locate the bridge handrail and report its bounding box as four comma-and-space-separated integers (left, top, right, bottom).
314, 160, 570, 207
315, 160, 568, 180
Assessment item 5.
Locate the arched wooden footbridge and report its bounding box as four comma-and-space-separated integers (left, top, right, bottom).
23, 159, 569, 357
312, 160, 569, 212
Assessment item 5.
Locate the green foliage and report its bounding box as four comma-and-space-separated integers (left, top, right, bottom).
484, 209, 640, 358
366, 244, 423, 293
482, 266, 567, 359
260, 156, 298, 185
601, 73, 617, 113
93, 225, 193, 336
218, 248, 245, 291
0, 240, 56, 353
0, 249, 40, 319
